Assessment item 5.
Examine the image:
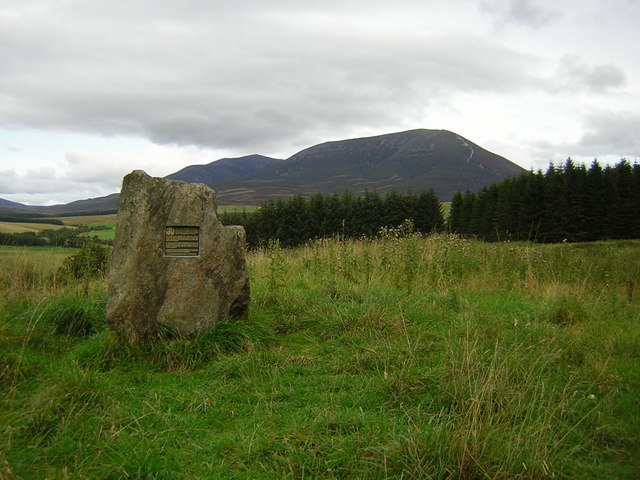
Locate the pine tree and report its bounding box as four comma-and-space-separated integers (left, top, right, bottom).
561, 158, 588, 241
492, 178, 520, 240
542, 163, 567, 242
383, 190, 411, 228
448, 191, 464, 233
324, 193, 343, 238
280, 195, 310, 247
415, 189, 444, 233
516, 171, 545, 242
631, 162, 640, 238
469, 186, 490, 239
584, 160, 610, 241
308, 192, 328, 239
449, 190, 475, 235
256, 200, 277, 244
339, 191, 358, 237
357, 189, 384, 237
610, 160, 636, 239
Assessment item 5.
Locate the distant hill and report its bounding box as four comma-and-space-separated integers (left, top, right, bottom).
0, 198, 29, 210
0, 156, 278, 215
34, 193, 121, 215
216, 129, 525, 204
166, 154, 281, 186
0, 193, 120, 215
0, 129, 526, 214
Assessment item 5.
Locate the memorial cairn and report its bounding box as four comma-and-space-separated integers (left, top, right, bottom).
106, 170, 250, 343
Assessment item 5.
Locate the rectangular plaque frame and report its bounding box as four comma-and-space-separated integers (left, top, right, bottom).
165, 226, 200, 257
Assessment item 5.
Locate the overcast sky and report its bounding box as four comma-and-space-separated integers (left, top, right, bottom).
1, 0, 639, 205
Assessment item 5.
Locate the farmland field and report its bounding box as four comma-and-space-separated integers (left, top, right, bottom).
55, 214, 118, 226
0, 221, 67, 233
218, 205, 260, 214
1, 235, 639, 479
1, 207, 260, 241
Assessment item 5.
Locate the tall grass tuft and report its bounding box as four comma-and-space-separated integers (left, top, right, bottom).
38, 294, 106, 336
150, 316, 274, 371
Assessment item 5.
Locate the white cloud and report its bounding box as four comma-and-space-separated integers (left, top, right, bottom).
64, 144, 230, 186
0, 0, 542, 154
0, 139, 233, 204
528, 112, 640, 166
0, 166, 105, 205
0, 0, 638, 204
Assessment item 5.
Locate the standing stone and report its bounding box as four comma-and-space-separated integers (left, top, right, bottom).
106, 170, 250, 342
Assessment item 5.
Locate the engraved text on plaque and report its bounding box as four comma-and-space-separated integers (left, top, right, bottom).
165, 226, 200, 256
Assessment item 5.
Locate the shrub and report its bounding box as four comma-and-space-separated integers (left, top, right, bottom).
60, 241, 111, 280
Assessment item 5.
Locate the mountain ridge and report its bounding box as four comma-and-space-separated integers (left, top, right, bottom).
165, 154, 281, 185
0, 198, 30, 210
215, 129, 524, 204
0, 129, 526, 213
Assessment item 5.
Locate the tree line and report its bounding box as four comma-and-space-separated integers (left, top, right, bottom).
219, 189, 445, 248
0, 226, 111, 248
0, 214, 64, 225
448, 159, 640, 242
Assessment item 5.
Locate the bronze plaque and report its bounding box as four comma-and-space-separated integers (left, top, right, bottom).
165, 226, 200, 256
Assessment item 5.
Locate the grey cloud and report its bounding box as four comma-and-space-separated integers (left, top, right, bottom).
575, 113, 640, 157
0, 1, 540, 153
532, 113, 640, 160
556, 56, 626, 93
480, 0, 559, 28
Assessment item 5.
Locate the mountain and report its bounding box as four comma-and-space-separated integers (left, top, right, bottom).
0, 129, 526, 214
0, 193, 120, 215
165, 154, 281, 186
0, 198, 30, 210
0, 156, 278, 215
33, 193, 121, 215
215, 129, 525, 204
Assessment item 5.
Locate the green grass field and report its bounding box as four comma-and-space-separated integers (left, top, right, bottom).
1, 236, 639, 479
78, 223, 117, 241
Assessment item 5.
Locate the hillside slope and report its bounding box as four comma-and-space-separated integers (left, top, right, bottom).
217, 129, 525, 203
165, 154, 281, 186
0, 198, 30, 211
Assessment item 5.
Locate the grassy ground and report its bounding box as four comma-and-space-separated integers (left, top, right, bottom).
1, 235, 639, 479
78, 223, 117, 241
0, 245, 75, 299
